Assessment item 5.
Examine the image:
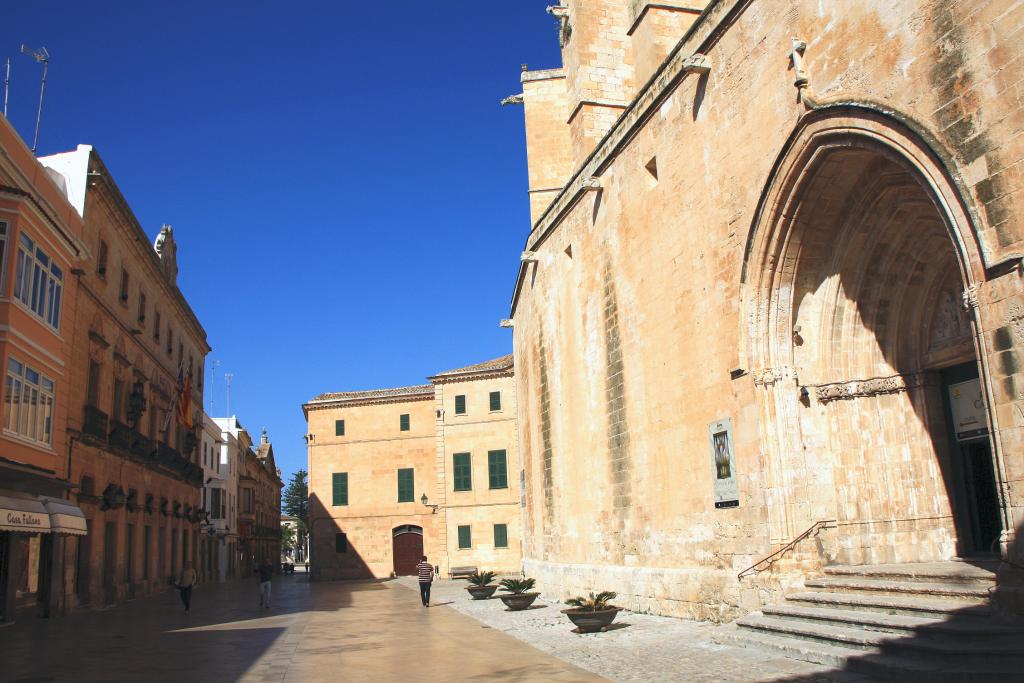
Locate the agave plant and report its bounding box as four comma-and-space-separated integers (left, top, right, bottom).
467, 571, 496, 587
565, 591, 617, 612
499, 577, 537, 594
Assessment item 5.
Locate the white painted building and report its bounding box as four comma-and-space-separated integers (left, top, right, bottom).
201, 414, 240, 582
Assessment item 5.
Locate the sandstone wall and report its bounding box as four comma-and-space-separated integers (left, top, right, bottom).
512, 0, 1024, 621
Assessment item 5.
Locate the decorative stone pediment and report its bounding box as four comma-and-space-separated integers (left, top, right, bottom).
752, 366, 797, 387
812, 372, 934, 403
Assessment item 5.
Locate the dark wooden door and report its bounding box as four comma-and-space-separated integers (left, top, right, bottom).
392, 532, 423, 576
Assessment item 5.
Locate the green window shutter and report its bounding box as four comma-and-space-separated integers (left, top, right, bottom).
332, 472, 348, 506
489, 391, 501, 411
399, 413, 410, 431
454, 394, 466, 415
488, 450, 508, 489
457, 525, 472, 549
397, 468, 414, 502
493, 524, 508, 548
453, 453, 472, 491
335, 419, 345, 436
335, 533, 347, 553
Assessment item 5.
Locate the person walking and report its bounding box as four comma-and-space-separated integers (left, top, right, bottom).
257, 557, 274, 609
177, 561, 197, 614
416, 555, 433, 607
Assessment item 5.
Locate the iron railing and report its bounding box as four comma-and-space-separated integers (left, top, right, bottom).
737, 519, 836, 580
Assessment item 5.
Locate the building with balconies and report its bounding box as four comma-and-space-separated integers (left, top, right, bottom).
38, 145, 210, 611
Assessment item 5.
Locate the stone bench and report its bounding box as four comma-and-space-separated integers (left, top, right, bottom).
449, 565, 478, 580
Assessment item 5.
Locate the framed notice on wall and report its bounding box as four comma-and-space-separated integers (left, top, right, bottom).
708, 417, 739, 509
948, 379, 989, 441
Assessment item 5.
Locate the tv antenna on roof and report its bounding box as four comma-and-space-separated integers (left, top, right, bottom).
224, 372, 234, 417
20, 44, 49, 154
3, 57, 10, 117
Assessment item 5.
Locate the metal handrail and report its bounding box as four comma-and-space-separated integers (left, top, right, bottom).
737, 519, 837, 580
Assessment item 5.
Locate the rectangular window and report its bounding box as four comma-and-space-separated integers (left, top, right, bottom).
119, 268, 129, 304
488, 449, 508, 489
454, 394, 466, 415
399, 413, 410, 431
154, 310, 161, 341
138, 291, 147, 325
335, 533, 347, 553
113, 379, 125, 422
86, 361, 101, 407
13, 233, 64, 330
210, 488, 223, 519
0, 222, 6, 289
335, 419, 345, 436
4, 356, 55, 445
457, 525, 472, 549
332, 472, 348, 506
97, 239, 108, 277
489, 391, 501, 411
453, 452, 472, 491
397, 468, 414, 503
494, 523, 508, 548
166, 326, 172, 355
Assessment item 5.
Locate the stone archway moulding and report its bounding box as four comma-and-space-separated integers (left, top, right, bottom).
738, 105, 1014, 554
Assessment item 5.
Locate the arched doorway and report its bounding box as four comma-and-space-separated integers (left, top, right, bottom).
391, 525, 423, 576
745, 110, 1005, 565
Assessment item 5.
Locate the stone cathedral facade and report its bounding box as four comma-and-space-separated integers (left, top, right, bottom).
505, 0, 1024, 622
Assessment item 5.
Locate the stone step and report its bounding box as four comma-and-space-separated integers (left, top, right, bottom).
737, 613, 1024, 664
712, 623, 871, 672
763, 603, 1022, 637
786, 591, 989, 619
714, 624, 1016, 683
823, 562, 997, 586
805, 577, 991, 601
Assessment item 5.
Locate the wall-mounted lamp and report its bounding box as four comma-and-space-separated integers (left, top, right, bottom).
420, 494, 440, 514
500, 319, 514, 328
521, 251, 538, 264
581, 177, 601, 191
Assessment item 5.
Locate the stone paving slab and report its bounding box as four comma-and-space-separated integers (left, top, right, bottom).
0, 573, 602, 683
400, 577, 878, 683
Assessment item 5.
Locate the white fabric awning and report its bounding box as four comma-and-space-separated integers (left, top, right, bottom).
41, 496, 87, 536
0, 493, 52, 533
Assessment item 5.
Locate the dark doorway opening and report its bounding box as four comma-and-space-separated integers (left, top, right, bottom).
392, 525, 423, 576
942, 362, 1002, 556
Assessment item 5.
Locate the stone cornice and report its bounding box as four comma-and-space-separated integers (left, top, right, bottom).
522, 68, 566, 84
86, 150, 210, 354
510, 0, 746, 318
628, 2, 707, 36
303, 391, 435, 413
427, 368, 514, 385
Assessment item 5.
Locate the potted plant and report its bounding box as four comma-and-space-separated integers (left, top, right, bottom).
562, 591, 621, 633
498, 577, 540, 611
466, 571, 498, 600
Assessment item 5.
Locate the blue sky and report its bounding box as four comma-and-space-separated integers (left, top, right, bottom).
4, 2, 562, 483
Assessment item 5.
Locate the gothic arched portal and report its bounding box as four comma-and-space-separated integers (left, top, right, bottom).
743, 109, 1006, 564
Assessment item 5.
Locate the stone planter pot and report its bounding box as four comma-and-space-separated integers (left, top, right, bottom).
562, 607, 621, 633
466, 585, 498, 600
499, 592, 540, 611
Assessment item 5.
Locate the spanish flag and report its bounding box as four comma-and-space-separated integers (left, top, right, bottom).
176, 365, 193, 429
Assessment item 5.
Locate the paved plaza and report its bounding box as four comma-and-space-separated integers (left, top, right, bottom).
0, 573, 876, 683
402, 578, 872, 683
0, 573, 600, 683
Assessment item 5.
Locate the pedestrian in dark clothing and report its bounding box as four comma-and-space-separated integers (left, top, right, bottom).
177, 561, 197, 614
257, 558, 274, 608
416, 555, 433, 607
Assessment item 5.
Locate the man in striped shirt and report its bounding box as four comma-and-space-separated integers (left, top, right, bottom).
416, 555, 434, 607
